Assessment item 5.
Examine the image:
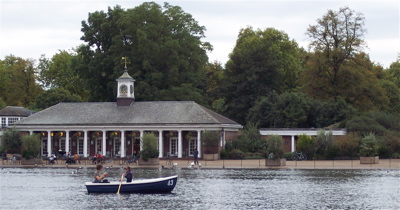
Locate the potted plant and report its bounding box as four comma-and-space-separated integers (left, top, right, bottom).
265, 135, 286, 166
359, 133, 379, 164
138, 133, 159, 165
21, 133, 42, 165
202, 130, 220, 160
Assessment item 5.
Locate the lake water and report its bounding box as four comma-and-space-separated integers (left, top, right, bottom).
0, 167, 399, 209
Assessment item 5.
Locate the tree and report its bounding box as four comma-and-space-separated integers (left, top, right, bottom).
37, 51, 90, 101
78, 3, 211, 103
246, 91, 356, 128
0, 55, 43, 107
301, 7, 389, 112
221, 27, 304, 124
0, 128, 22, 153
31, 88, 82, 110
204, 61, 227, 113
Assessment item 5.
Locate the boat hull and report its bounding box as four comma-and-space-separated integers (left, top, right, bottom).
85, 175, 177, 193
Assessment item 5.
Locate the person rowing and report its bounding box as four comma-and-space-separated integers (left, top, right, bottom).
120, 166, 133, 182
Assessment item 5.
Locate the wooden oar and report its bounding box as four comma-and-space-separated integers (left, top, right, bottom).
117, 174, 124, 194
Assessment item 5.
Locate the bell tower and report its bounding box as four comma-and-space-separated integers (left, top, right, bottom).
116, 57, 135, 106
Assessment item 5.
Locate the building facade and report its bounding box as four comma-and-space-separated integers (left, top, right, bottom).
259, 128, 347, 153
12, 69, 242, 158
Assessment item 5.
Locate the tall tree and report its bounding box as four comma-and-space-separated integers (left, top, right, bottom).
78, 3, 211, 102
0, 55, 43, 107
221, 27, 303, 124
301, 7, 389, 112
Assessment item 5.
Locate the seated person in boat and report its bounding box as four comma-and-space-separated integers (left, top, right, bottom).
94, 164, 108, 183
120, 166, 133, 182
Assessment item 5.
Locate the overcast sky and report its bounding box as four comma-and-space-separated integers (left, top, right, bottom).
1, 0, 399, 68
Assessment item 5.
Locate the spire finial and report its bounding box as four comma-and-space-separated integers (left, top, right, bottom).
121, 57, 131, 70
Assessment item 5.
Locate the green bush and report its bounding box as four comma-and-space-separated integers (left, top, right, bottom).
21, 133, 41, 159
284, 152, 294, 160
0, 128, 22, 153
315, 129, 333, 158
236, 124, 263, 153
359, 133, 379, 157
140, 133, 159, 161
202, 130, 220, 154
22, 150, 35, 159
228, 149, 245, 159
297, 134, 317, 159
334, 133, 360, 157
265, 135, 284, 159
220, 150, 229, 159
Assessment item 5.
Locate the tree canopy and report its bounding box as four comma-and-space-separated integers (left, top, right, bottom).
221, 27, 304, 124
0, 55, 43, 107
78, 2, 211, 103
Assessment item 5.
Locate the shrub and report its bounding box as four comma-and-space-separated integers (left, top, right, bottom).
265, 135, 284, 159
21, 133, 41, 159
359, 133, 379, 157
202, 130, 220, 154
284, 152, 294, 160
334, 133, 360, 157
297, 134, 317, 159
228, 149, 245, 159
315, 129, 333, 158
236, 123, 263, 153
0, 128, 22, 153
220, 150, 229, 159
140, 133, 159, 161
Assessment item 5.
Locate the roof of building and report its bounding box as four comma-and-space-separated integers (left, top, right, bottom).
0, 106, 34, 117
14, 101, 240, 126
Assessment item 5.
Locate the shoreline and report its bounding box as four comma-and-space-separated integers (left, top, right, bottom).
2, 158, 399, 170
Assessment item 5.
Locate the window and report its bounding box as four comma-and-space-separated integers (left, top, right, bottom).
8, 117, 19, 125
170, 137, 178, 156
189, 137, 198, 156
1, 118, 6, 127
42, 139, 47, 156
78, 139, 83, 155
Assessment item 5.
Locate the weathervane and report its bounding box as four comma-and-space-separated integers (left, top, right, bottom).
121, 57, 130, 69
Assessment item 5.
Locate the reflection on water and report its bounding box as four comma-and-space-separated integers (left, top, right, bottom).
0, 167, 399, 209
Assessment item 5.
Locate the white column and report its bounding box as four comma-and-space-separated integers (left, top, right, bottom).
102, 130, 106, 156
83, 130, 88, 157
291, 135, 295, 152
158, 130, 163, 158
121, 130, 125, 157
197, 130, 202, 158
139, 130, 144, 151
47, 130, 52, 156
65, 131, 70, 153
29, 130, 33, 135
178, 130, 182, 158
